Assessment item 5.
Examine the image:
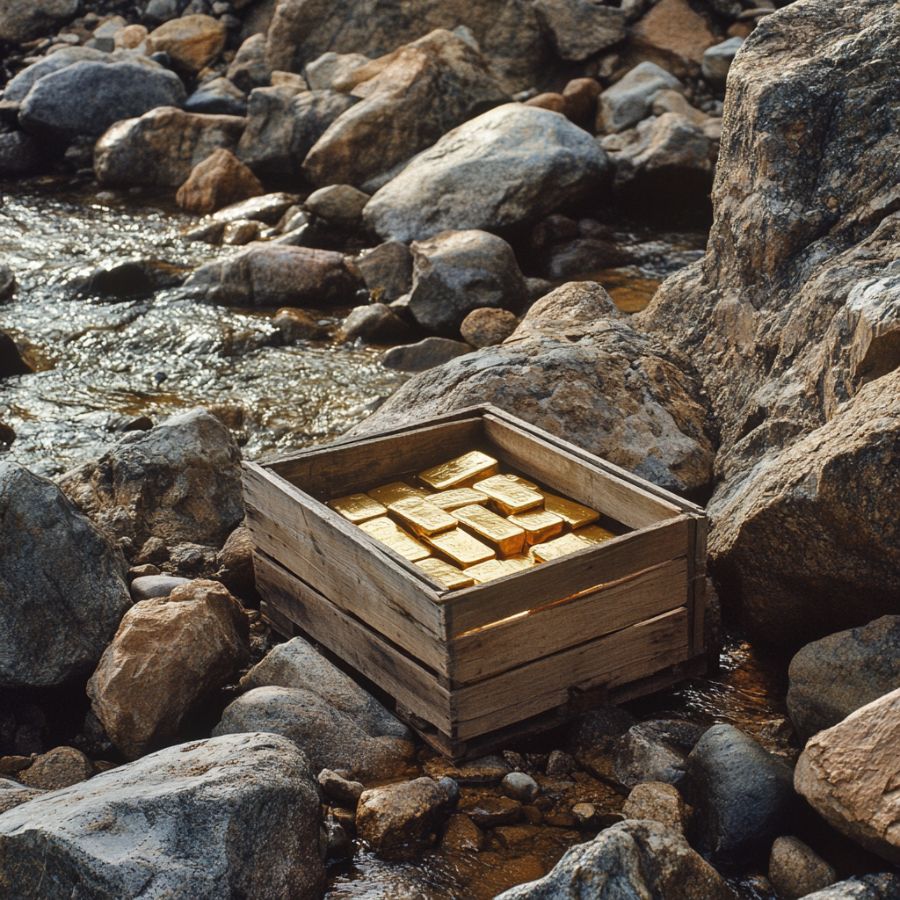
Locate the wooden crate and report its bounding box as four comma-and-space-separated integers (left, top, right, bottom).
243, 405, 707, 759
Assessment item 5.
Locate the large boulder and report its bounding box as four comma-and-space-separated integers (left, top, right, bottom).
356, 282, 716, 497
0, 0, 78, 43
0, 733, 325, 899
0, 463, 130, 689
800, 875, 900, 900
59, 408, 243, 549
94, 107, 246, 188
18, 60, 186, 140
495, 819, 734, 899
3, 47, 111, 103
794, 687, 900, 865
87, 580, 249, 759
303, 29, 508, 189
146, 14, 226, 73
787, 616, 900, 742
184, 244, 361, 307
363, 103, 610, 243
639, 0, 900, 646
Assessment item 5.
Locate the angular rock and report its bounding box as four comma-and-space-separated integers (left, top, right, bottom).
460, 308, 518, 348
794, 688, 900, 865
95, 107, 245, 188
495, 819, 734, 899
227, 34, 271, 92
213, 192, 301, 225
318, 769, 364, 806
364, 104, 610, 242
303, 29, 508, 189
381, 337, 472, 373
460, 794, 522, 828
800, 875, 900, 900
176, 149, 264, 215
185, 77, 248, 117
59, 408, 243, 549
305, 184, 370, 227
19, 60, 186, 140
2, 47, 110, 104
0, 780, 41, 816
533, 0, 626, 61
0, 733, 325, 899
614, 720, 704, 789
304, 51, 370, 91
622, 781, 689, 833
423, 755, 510, 786
185, 244, 361, 307
0, 462, 130, 689
507, 280, 620, 341
702, 36, 743, 85
0, 131, 44, 177
273, 307, 330, 342
768, 835, 836, 900
215, 524, 256, 599
408, 230, 527, 336
442, 812, 483, 852
0, 331, 30, 378
147, 14, 226, 73
787, 616, 900, 742
356, 241, 413, 302
630, 0, 717, 75
598, 61, 684, 133
0, 0, 79, 43
17, 747, 93, 791
340, 304, 412, 344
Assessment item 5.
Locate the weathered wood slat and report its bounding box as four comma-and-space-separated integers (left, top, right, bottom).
450, 558, 688, 684
255, 552, 453, 733
689, 516, 709, 656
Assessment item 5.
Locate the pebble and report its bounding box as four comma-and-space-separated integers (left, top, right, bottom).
501, 772, 540, 803
130, 574, 191, 600
318, 769, 364, 806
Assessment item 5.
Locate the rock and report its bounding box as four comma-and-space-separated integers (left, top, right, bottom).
460, 794, 522, 828
0, 780, 42, 815
17, 747, 93, 791
115, 23, 149, 51
533, 0, 626, 61
303, 29, 508, 189
501, 772, 540, 804
0, 733, 325, 898
19, 60, 186, 140
176, 149, 264, 215
304, 51, 370, 91
216, 524, 256, 599
567, 704, 637, 774
460, 308, 518, 348
0, 131, 44, 176
622, 782, 689, 833
318, 769, 364, 806
525, 92, 566, 114
356, 776, 458, 859
0, 422, 14, 446
562, 78, 601, 127
0, 0, 78, 43
768, 836, 836, 900
630, 0, 717, 75
424, 756, 510, 785
214, 685, 414, 780
442, 812, 483, 852
381, 337, 472, 372
685, 724, 794, 864
95, 107, 245, 188
795, 688, 900, 865
545, 749, 576, 777
228, 34, 271, 92
407, 230, 527, 336
495, 819, 734, 899
75, 258, 186, 299
305, 184, 369, 227
273, 307, 330, 341
356, 241, 413, 302
787, 616, 900, 742
185, 77, 248, 117
59, 408, 243, 549
147, 14, 226, 73
240, 636, 411, 740
2, 47, 110, 104
185, 244, 361, 307
702, 37, 743, 85
340, 304, 412, 343
88, 579, 249, 759
213, 192, 300, 225
639, 0, 900, 645
614, 720, 704, 789
237, 86, 357, 177
598, 61, 684, 133
0, 462, 130, 689
0, 331, 30, 378
364, 104, 610, 242
800, 875, 900, 900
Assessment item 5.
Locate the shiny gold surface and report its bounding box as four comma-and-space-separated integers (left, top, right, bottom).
328, 493, 387, 524
531, 524, 616, 562
388, 496, 457, 536
503, 554, 536, 572
465, 559, 520, 583
541, 491, 600, 529
359, 517, 431, 561
474, 474, 544, 515
427, 487, 488, 511
575, 524, 618, 543
426, 528, 495, 567
508, 508, 565, 545
415, 557, 475, 590
419, 451, 499, 491
495, 472, 539, 489
452, 503, 526, 556
368, 481, 427, 506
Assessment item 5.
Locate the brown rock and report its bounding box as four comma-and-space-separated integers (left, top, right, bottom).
630, 0, 717, 75
147, 14, 226, 73
381, 337, 472, 373
768, 836, 836, 900
524, 92, 566, 114
562, 78, 601, 128
87, 579, 250, 759
0, 779, 42, 814
273, 307, 330, 341
442, 813, 484, 852
114, 24, 148, 50
460, 307, 518, 347
622, 781, 690, 833
176, 149, 264, 215
215, 524, 257, 599
18, 747, 93, 791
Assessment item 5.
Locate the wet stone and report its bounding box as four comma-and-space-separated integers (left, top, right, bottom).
502, 772, 540, 803
442, 812, 484, 852
318, 769, 364, 806
459, 794, 523, 828
424, 755, 511, 785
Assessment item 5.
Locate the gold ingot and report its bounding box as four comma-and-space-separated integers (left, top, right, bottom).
452, 504, 526, 556
368, 481, 427, 506
426, 487, 488, 511
328, 493, 387, 524
575, 524, 618, 543
416, 557, 475, 590
495, 472, 539, 489
426, 528, 495, 568
531, 525, 616, 563
541, 491, 600, 529
503, 554, 536, 572
418, 451, 499, 491
387, 496, 457, 536
473, 474, 544, 516
359, 517, 430, 562
508, 508, 565, 545
465, 559, 520, 583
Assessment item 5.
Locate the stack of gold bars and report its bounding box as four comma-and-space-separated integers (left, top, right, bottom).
327, 450, 626, 590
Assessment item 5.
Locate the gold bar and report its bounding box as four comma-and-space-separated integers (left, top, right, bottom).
473, 474, 544, 516
452, 504, 526, 557
575, 524, 618, 543
426, 487, 488, 511
359, 517, 430, 562
328, 493, 387, 524
426, 528, 495, 567
508, 508, 565, 545
531, 525, 616, 563
387, 496, 457, 536
541, 491, 600, 529
418, 451, 499, 491
465, 559, 514, 583
495, 472, 539, 489
367, 481, 427, 506
415, 557, 475, 590
504, 554, 536, 572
